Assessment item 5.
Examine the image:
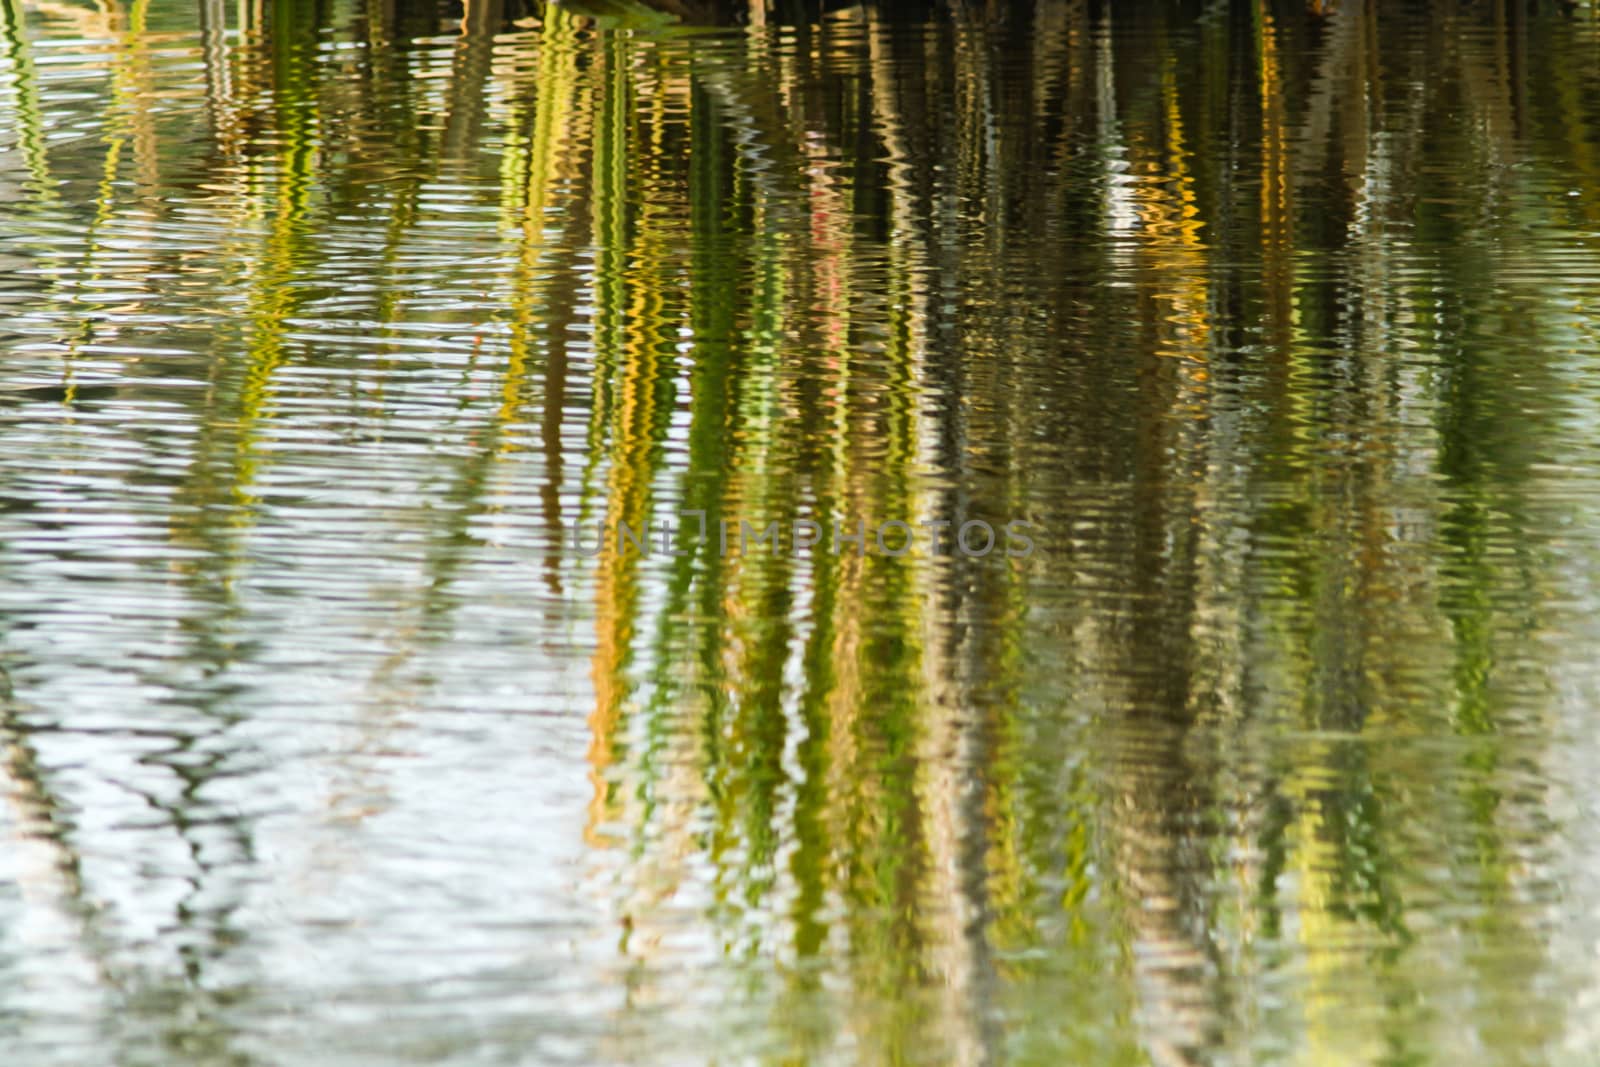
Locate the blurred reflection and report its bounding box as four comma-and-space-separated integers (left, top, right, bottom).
4, 0, 1600, 1064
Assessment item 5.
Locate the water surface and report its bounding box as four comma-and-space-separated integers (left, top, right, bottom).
5, 0, 1600, 1063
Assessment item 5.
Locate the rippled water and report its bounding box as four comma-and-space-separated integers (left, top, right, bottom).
6, 0, 1600, 1062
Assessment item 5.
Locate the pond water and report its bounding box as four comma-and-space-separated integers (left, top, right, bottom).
6, 0, 1600, 1063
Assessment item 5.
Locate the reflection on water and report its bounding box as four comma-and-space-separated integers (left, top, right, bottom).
6, 0, 1600, 1062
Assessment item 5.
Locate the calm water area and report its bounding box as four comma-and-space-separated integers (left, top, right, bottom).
5, 0, 1600, 1063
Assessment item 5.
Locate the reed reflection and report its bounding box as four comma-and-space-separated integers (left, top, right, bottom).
3, 0, 1600, 1064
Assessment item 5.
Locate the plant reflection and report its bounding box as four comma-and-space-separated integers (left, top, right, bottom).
3, 0, 1600, 1063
